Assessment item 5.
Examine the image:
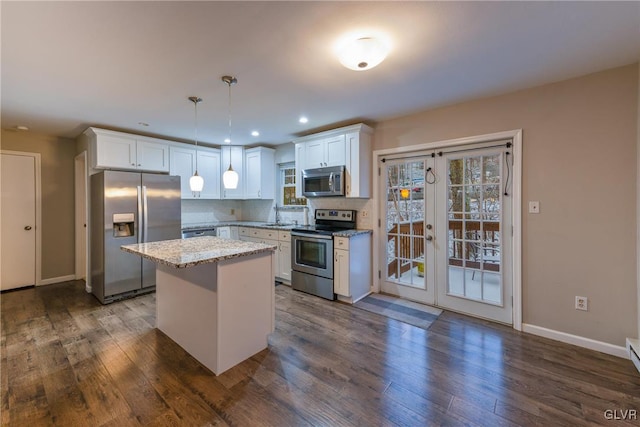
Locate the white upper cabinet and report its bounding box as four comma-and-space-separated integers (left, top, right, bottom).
169, 145, 220, 199
293, 123, 373, 198
221, 146, 245, 199
85, 127, 169, 172
303, 134, 346, 169
245, 147, 275, 199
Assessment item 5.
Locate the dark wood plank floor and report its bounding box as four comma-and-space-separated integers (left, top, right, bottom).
2, 280, 640, 426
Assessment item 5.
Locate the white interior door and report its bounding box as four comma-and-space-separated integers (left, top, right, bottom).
381, 157, 436, 304
1, 152, 37, 290
379, 144, 513, 324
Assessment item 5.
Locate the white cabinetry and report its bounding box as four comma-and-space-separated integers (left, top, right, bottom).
277, 230, 292, 283
216, 226, 238, 240
293, 123, 372, 198
333, 234, 372, 304
304, 135, 346, 169
85, 127, 169, 172
245, 147, 275, 199
221, 146, 245, 199
169, 145, 221, 199
239, 227, 291, 283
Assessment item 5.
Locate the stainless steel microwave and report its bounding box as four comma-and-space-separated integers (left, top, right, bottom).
302, 165, 345, 197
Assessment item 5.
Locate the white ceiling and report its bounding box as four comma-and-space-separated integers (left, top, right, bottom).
2, 1, 639, 147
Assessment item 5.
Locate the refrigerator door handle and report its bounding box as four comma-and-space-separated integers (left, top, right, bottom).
137, 185, 143, 243
142, 185, 149, 243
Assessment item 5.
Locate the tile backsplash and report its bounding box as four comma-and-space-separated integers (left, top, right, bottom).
182, 197, 374, 229
181, 199, 243, 226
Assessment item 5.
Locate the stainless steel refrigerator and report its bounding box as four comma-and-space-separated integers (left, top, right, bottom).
91, 170, 181, 304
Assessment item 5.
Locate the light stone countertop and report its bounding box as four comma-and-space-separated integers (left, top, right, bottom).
182, 221, 372, 237
182, 221, 298, 231
121, 236, 276, 269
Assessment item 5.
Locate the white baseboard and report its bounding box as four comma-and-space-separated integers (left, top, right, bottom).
522, 323, 628, 359
39, 274, 77, 286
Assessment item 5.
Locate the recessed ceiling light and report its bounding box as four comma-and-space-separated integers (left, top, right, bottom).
299, 116, 309, 124
224, 138, 231, 143
138, 122, 149, 127
251, 130, 260, 137
15, 125, 29, 131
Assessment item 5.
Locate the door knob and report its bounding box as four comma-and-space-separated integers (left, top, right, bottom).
426, 224, 433, 230
24, 226, 32, 230
426, 235, 433, 241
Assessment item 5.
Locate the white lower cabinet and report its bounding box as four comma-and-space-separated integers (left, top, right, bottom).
239, 227, 291, 283
333, 234, 372, 303
277, 231, 291, 283
216, 226, 238, 240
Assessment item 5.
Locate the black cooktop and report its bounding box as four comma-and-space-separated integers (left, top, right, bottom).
291, 209, 356, 236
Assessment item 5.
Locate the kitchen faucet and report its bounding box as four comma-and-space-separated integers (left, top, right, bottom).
274, 203, 281, 224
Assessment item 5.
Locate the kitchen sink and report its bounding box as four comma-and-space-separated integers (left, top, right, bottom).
261, 222, 294, 227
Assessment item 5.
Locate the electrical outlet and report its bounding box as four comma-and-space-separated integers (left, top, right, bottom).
575, 296, 588, 311
361, 210, 369, 217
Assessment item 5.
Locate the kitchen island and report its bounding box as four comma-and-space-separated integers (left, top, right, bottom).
121, 236, 276, 375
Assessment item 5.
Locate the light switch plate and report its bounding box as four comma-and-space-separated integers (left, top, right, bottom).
528, 201, 540, 214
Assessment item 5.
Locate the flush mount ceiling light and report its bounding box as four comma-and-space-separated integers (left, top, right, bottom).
188, 96, 204, 195
222, 75, 239, 190
337, 36, 389, 71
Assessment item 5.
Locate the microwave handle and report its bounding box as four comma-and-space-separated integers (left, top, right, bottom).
329, 172, 334, 190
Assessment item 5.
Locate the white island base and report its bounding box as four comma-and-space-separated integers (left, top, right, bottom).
155, 251, 274, 375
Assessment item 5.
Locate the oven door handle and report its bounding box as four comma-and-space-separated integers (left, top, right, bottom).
292, 232, 333, 240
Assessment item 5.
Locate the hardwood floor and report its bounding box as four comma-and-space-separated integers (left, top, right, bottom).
2, 280, 640, 426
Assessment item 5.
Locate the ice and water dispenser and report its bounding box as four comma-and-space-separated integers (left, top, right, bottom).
113, 213, 135, 237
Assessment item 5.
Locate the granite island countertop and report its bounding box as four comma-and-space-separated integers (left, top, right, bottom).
121, 236, 276, 269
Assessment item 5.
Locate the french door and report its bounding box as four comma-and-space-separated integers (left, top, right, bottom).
381, 144, 513, 324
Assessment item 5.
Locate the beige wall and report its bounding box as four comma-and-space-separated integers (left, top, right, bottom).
374, 64, 639, 346
1, 130, 76, 280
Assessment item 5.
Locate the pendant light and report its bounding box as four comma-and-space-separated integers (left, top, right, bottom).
222, 75, 239, 190
188, 96, 204, 195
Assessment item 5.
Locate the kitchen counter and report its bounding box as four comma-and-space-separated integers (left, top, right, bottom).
182, 221, 298, 232
181, 222, 373, 237
121, 236, 275, 268
121, 236, 275, 376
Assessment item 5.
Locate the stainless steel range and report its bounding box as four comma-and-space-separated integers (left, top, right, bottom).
291, 209, 356, 300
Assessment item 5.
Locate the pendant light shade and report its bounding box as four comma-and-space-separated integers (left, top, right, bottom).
190, 172, 204, 192
222, 75, 239, 190
188, 96, 203, 195
223, 163, 239, 189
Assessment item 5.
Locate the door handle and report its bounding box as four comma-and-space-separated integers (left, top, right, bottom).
426, 235, 433, 241
24, 226, 32, 231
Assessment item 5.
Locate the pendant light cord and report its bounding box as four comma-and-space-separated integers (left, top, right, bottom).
194, 99, 199, 173
228, 81, 232, 145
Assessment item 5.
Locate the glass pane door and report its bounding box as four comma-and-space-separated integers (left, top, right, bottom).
381, 157, 435, 304
436, 148, 512, 323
